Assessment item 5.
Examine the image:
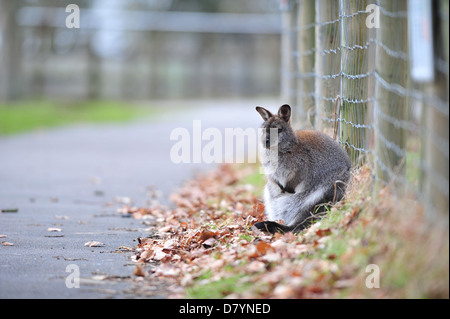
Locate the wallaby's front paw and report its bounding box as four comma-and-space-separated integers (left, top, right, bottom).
253, 221, 288, 234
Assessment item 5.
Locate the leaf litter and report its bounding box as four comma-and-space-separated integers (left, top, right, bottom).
119, 164, 342, 298
123, 164, 449, 299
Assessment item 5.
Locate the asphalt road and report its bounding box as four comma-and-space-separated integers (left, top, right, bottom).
0, 99, 272, 298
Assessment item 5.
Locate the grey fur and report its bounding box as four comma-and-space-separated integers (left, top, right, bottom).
254, 104, 351, 234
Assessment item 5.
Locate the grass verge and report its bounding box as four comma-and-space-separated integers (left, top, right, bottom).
0, 100, 157, 135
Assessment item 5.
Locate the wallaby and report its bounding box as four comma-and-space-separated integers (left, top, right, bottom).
254, 104, 351, 234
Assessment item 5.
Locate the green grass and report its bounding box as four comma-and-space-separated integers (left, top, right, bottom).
0, 100, 157, 135
185, 273, 259, 299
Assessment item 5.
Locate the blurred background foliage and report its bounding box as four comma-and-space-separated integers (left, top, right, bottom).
0, 0, 282, 133
0, 0, 281, 102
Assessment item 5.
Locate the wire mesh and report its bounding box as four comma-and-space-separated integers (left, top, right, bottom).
283, 0, 449, 220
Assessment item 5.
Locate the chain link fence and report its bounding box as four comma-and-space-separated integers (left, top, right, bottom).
281, 0, 449, 221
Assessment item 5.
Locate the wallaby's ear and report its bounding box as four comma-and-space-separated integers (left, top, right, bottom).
256, 106, 273, 121
278, 104, 291, 123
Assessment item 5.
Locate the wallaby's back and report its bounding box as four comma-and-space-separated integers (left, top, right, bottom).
295, 129, 351, 185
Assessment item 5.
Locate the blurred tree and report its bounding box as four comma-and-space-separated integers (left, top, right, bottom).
0, 0, 23, 100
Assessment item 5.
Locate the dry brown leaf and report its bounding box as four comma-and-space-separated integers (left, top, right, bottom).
179, 221, 188, 231
153, 248, 169, 261
159, 225, 172, 233
255, 241, 272, 255
84, 241, 105, 247
245, 260, 266, 273
198, 229, 218, 242
202, 237, 216, 248
133, 265, 147, 277
315, 228, 332, 237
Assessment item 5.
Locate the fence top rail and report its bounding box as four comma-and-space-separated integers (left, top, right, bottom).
16, 6, 282, 34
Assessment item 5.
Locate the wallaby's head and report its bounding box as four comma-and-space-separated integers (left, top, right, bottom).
256, 104, 296, 149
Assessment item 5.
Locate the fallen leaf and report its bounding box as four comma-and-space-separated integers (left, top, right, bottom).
159, 225, 172, 233
117, 246, 134, 251
84, 241, 105, 247
155, 263, 180, 277
273, 284, 297, 299
255, 202, 265, 214
137, 249, 151, 262
153, 248, 168, 261
247, 241, 273, 258
137, 237, 153, 246
179, 221, 188, 231
255, 241, 272, 255
163, 239, 177, 250
315, 228, 332, 237
54, 215, 70, 220
2, 241, 14, 246
47, 228, 62, 232
198, 229, 218, 241
115, 196, 132, 204
1, 208, 18, 213
245, 260, 266, 273
202, 237, 216, 248
133, 265, 147, 277
333, 278, 356, 289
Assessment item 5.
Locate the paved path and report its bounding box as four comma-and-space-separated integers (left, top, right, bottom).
0, 99, 274, 298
